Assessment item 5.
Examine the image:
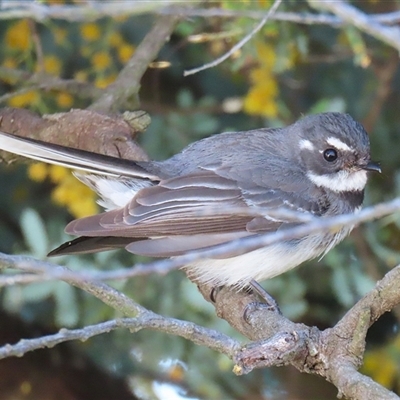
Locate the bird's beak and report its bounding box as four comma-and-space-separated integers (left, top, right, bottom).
362, 161, 381, 173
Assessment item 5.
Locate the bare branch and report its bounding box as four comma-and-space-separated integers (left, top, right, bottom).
0, 72, 102, 104
161, 8, 400, 27
329, 364, 400, 400
2, 259, 399, 399
28, 19, 44, 71
0, 314, 239, 361
90, 13, 181, 113
202, 264, 400, 400
336, 265, 400, 334
0, 1, 180, 22
323, 264, 400, 400
0, 273, 46, 286
2, 1, 400, 28
184, 0, 282, 76
0, 253, 146, 316
309, 0, 400, 54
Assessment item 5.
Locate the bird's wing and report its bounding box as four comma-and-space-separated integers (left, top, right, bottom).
0, 130, 158, 179
65, 171, 263, 236
61, 168, 322, 257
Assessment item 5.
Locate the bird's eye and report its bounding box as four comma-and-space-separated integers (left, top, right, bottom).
323, 148, 338, 162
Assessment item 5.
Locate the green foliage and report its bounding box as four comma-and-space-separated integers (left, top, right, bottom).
20, 208, 48, 258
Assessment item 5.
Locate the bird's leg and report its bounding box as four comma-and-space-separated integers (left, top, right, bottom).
248, 279, 281, 314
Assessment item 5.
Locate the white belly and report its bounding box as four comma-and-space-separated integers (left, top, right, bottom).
185, 228, 351, 288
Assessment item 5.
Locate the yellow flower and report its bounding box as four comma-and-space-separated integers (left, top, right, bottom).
257, 0, 273, 7
249, 67, 268, 84
249, 69, 278, 96
8, 90, 39, 108
94, 74, 116, 89
68, 195, 98, 218
109, 32, 124, 48
363, 349, 398, 388
1, 58, 19, 84
5, 20, 31, 51
52, 187, 73, 211
51, 174, 98, 218
91, 51, 112, 70
27, 163, 48, 182
2, 58, 17, 69
80, 23, 101, 42
43, 55, 62, 75
51, 181, 69, 204
74, 70, 88, 82
49, 165, 69, 183
56, 92, 74, 108
117, 43, 135, 64
243, 83, 278, 118
255, 42, 276, 70
243, 41, 279, 118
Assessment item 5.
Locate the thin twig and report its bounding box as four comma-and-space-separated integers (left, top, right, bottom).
0, 314, 239, 360
309, 0, 400, 54
0, 197, 399, 285
0, 273, 45, 286
0, 257, 148, 317
0, 67, 103, 103
0, 1, 180, 22
28, 19, 44, 71
184, 0, 282, 76
90, 13, 181, 113
161, 8, 400, 27
1, 2, 400, 27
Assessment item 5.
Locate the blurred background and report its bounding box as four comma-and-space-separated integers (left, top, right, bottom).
0, 1, 399, 399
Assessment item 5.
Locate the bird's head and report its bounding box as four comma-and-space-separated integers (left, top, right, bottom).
293, 113, 380, 193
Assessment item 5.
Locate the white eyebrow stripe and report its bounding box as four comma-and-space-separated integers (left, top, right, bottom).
326, 137, 352, 152
299, 139, 315, 150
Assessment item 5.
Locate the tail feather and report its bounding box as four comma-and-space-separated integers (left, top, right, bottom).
0, 130, 159, 180
48, 236, 141, 256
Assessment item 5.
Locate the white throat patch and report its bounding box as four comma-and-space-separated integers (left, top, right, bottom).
307, 169, 367, 192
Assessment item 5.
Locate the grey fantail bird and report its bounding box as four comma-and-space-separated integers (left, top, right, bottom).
0, 112, 380, 288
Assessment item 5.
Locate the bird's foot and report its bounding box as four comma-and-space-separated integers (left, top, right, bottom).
248, 279, 281, 314
243, 301, 281, 323
208, 280, 281, 324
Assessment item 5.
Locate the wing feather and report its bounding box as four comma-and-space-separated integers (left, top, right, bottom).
126, 232, 251, 257
64, 169, 292, 239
